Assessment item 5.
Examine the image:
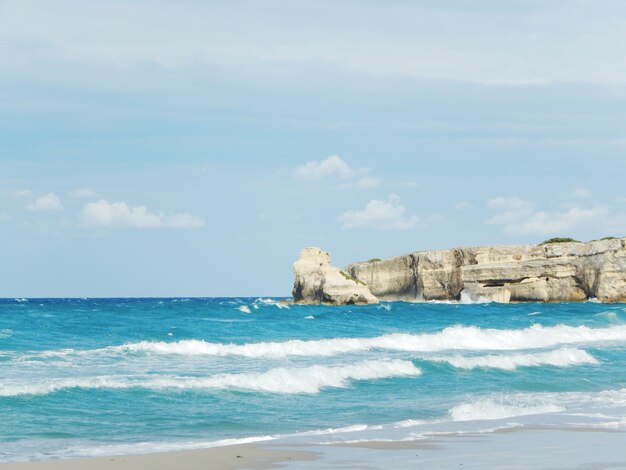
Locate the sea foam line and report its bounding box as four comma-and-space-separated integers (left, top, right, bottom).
449, 400, 565, 421
0, 359, 421, 397
20, 323, 626, 361
95, 323, 626, 357
431, 347, 598, 370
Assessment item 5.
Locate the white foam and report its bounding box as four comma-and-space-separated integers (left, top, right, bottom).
448, 388, 626, 423
52, 435, 276, 460
432, 348, 598, 370
237, 305, 251, 314
0, 359, 421, 397
298, 424, 373, 436
255, 298, 289, 309
114, 323, 626, 358
449, 400, 565, 421
21, 323, 626, 362
393, 418, 432, 428
0, 329, 13, 339
459, 290, 493, 304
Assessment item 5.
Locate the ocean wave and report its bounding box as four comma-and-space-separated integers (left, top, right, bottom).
449, 388, 626, 423
0, 329, 13, 339
17, 324, 626, 362
431, 347, 598, 370
96, 323, 626, 358
594, 311, 622, 323
449, 400, 565, 421
14, 435, 278, 462
255, 298, 290, 309
0, 359, 421, 397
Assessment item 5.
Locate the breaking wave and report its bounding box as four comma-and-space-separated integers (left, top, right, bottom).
432, 347, 598, 370
449, 388, 626, 422
449, 400, 565, 421
39, 323, 626, 360
0, 359, 421, 397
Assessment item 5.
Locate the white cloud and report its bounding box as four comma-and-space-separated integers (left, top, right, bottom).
570, 188, 592, 199
487, 196, 609, 236
26, 193, 63, 211
509, 207, 609, 236
355, 177, 380, 189
69, 188, 98, 198
80, 200, 204, 229
339, 194, 418, 231
296, 156, 383, 190
486, 197, 535, 226
4, 2, 626, 87
455, 201, 473, 211
12, 189, 32, 198
295, 155, 354, 180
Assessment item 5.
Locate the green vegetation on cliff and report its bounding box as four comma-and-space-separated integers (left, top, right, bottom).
340, 270, 365, 285
540, 237, 581, 245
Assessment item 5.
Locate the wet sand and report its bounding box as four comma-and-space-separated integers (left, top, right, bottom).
2, 425, 626, 469
0, 444, 317, 470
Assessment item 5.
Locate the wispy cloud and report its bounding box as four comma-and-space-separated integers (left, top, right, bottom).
295, 155, 355, 180
339, 194, 418, 231
455, 201, 473, 211
570, 188, 592, 200
12, 189, 32, 198
295, 156, 382, 191
68, 188, 98, 198
487, 196, 610, 236
26, 193, 63, 212
353, 177, 380, 189
4, 2, 626, 87
80, 200, 204, 229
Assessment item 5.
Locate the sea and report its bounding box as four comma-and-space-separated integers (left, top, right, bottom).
1, 297, 626, 463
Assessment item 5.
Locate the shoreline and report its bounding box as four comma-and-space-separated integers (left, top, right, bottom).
0, 444, 318, 470
3, 423, 625, 470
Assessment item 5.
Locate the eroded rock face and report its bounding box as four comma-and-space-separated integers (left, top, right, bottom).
345, 238, 626, 303
292, 247, 379, 305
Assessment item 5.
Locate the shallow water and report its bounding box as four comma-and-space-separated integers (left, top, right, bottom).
0, 298, 625, 461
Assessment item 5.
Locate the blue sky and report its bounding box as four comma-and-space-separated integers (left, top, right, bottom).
1, 0, 626, 297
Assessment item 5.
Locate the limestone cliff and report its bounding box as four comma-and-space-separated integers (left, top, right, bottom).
345, 238, 626, 303
292, 247, 379, 305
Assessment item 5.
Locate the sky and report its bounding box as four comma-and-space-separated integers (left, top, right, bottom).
1, 0, 626, 297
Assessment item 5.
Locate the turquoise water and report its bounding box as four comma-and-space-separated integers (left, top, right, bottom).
1, 298, 626, 461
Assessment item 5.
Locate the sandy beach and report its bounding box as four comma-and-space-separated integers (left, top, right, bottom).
0, 444, 317, 470
2, 424, 625, 470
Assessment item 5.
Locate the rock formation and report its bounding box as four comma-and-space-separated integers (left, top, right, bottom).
292, 247, 379, 305
345, 238, 626, 303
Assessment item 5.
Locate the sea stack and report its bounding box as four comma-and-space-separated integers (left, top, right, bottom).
292, 247, 379, 305
346, 238, 626, 303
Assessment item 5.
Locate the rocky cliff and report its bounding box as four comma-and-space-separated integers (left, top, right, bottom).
292, 247, 378, 305
345, 238, 626, 303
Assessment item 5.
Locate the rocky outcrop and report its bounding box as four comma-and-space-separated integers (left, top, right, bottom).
293, 247, 379, 305
345, 238, 626, 303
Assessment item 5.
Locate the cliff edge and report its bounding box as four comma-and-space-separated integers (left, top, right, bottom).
292, 247, 379, 305
345, 238, 626, 303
